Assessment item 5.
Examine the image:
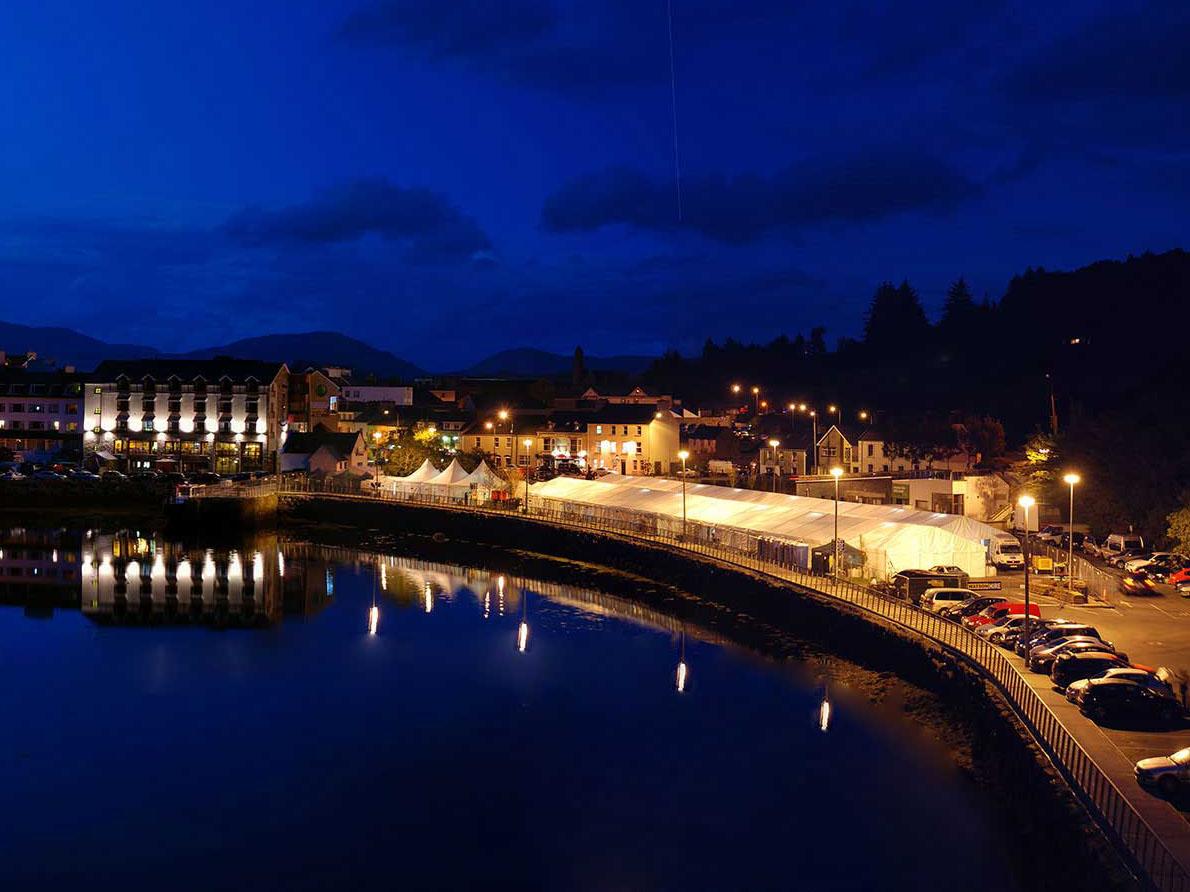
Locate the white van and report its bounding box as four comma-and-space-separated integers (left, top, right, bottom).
1104, 533, 1144, 557
921, 587, 976, 613
989, 537, 1025, 570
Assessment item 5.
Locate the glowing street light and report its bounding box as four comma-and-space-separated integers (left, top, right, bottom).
830, 467, 844, 577
731, 383, 741, 395
768, 439, 780, 493
751, 385, 760, 415
1064, 473, 1081, 589
678, 449, 690, 538
1018, 494, 1036, 644
858, 410, 869, 422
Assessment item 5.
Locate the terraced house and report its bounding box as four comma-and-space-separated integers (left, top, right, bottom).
83, 359, 289, 474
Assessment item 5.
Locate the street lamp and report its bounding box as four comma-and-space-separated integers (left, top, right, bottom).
522, 437, 534, 514
858, 410, 869, 422
829, 404, 840, 425
1064, 473, 1080, 589
1018, 495, 1036, 647
678, 450, 690, 539
768, 439, 780, 493
751, 385, 760, 415
830, 466, 844, 576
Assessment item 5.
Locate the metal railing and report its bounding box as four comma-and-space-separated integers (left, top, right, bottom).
278, 477, 1186, 891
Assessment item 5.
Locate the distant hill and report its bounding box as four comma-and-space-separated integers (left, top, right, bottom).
0, 320, 159, 369
179, 332, 424, 379
463, 347, 653, 377
0, 322, 423, 378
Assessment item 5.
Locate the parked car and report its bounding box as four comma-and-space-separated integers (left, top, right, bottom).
963, 602, 1041, 631
1125, 552, 1188, 574
1171, 567, 1190, 588
1135, 747, 1190, 796
1051, 651, 1131, 690
68, 469, 101, 481
99, 470, 126, 481
131, 469, 161, 481
981, 615, 1036, 646
1028, 636, 1117, 673
1016, 622, 1101, 658
188, 471, 222, 485
0, 469, 25, 481
31, 469, 65, 480
1037, 525, 1067, 544
938, 596, 1007, 622
1081, 535, 1103, 557
927, 565, 966, 576
1081, 680, 1181, 727
1066, 668, 1174, 704
160, 472, 187, 485
921, 587, 976, 614
1058, 531, 1085, 550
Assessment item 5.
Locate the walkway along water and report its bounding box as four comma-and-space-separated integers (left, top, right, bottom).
272, 477, 1190, 891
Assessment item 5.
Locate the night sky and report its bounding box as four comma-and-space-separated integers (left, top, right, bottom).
1, 1, 1185, 367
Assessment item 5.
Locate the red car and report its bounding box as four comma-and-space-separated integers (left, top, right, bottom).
1170, 567, 1190, 587
962, 602, 1042, 630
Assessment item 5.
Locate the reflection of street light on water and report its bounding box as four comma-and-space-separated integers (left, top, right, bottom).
423, 581, 433, 614
517, 587, 530, 653
819, 696, 831, 733
675, 631, 688, 693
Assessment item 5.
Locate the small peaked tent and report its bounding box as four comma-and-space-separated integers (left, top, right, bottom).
426, 458, 469, 487
461, 460, 506, 491
402, 458, 441, 482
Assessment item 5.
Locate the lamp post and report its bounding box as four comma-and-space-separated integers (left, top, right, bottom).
751, 385, 760, 415
830, 467, 844, 577
1018, 494, 1035, 649
1064, 473, 1080, 589
809, 410, 818, 475
522, 437, 533, 514
768, 439, 780, 492
829, 404, 840, 426
678, 450, 689, 539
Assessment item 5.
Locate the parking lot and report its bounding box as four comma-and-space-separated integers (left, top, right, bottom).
988, 561, 1190, 823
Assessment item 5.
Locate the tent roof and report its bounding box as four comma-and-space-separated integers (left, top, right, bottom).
530, 476, 1001, 576
400, 458, 440, 482
461, 460, 506, 489
427, 458, 469, 486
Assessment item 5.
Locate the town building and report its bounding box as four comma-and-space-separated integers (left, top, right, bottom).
337, 383, 413, 406
585, 405, 679, 475
287, 369, 341, 433
0, 369, 84, 461
83, 359, 289, 474
280, 427, 368, 475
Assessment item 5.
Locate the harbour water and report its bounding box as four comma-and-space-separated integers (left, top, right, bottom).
0, 527, 1019, 890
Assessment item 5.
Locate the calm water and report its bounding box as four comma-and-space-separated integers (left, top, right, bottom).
0, 528, 1019, 891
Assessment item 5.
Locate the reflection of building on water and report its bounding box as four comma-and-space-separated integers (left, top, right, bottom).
80, 531, 338, 627
0, 527, 84, 611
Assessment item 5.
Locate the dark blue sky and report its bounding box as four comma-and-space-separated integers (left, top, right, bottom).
1, 1, 1186, 367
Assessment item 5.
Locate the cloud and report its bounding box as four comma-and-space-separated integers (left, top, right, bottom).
1005, 4, 1190, 103
223, 177, 492, 264
335, 1, 814, 94
541, 152, 980, 243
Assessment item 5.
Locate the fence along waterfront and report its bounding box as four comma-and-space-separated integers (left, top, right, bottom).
278, 476, 1187, 891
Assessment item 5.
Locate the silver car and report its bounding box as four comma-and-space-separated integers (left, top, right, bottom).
1066, 668, 1173, 704
1136, 747, 1190, 796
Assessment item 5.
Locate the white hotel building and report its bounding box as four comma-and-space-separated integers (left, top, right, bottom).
83, 359, 289, 474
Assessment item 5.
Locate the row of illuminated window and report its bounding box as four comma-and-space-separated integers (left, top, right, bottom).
0, 420, 76, 431
105, 439, 264, 457
593, 425, 645, 436
106, 399, 258, 415
0, 402, 79, 414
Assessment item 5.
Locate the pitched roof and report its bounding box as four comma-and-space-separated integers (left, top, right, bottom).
90, 358, 286, 383
281, 427, 362, 459
586, 404, 665, 425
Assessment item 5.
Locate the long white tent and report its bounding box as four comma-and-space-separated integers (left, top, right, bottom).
530, 475, 1003, 579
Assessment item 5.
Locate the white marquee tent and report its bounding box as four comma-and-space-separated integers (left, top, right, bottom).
530, 475, 1002, 579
